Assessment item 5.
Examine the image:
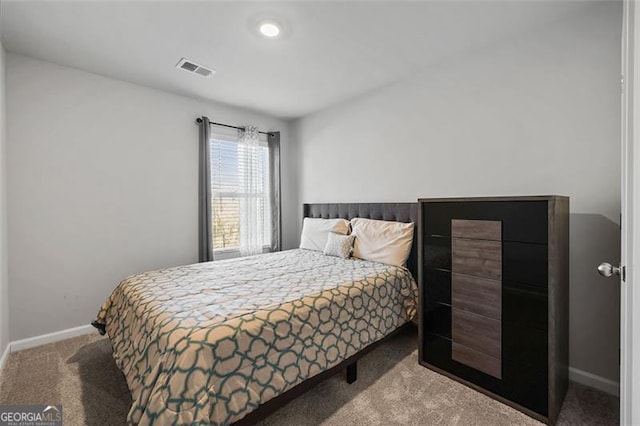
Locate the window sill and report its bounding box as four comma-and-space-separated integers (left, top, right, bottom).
213, 246, 272, 260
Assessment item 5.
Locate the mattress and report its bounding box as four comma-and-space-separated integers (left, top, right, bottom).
95, 249, 418, 425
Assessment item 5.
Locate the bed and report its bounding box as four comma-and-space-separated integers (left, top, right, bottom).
93, 203, 419, 425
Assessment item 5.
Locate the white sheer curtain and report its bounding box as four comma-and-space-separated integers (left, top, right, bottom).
238, 125, 265, 256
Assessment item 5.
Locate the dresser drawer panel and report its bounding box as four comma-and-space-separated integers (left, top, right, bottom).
424, 236, 451, 270
451, 219, 502, 241
423, 200, 548, 244
423, 333, 547, 415
452, 343, 502, 379
503, 284, 547, 330
424, 303, 451, 339
503, 242, 548, 288
452, 238, 502, 280
452, 308, 501, 359
503, 323, 548, 369
452, 273, 501, 320
503, 362, 549, 417
425, 269, 451, 304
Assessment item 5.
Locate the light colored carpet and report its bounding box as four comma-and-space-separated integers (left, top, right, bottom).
0, 327, 618, 425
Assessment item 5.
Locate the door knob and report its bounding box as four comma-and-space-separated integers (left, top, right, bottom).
598, 262, 621, 278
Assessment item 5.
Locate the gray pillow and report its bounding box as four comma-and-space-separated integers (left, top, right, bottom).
323, 232, 356, 259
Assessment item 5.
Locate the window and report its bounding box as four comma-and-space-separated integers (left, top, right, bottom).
197, 116, 280, 262
209, 133, 271, 252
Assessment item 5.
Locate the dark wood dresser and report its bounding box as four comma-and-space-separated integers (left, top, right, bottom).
417, 196, 569, 424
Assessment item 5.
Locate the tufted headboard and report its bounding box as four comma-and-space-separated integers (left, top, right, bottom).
303, 203, 418, 279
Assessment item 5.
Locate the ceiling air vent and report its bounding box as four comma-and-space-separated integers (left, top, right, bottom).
176, 58, 215, 78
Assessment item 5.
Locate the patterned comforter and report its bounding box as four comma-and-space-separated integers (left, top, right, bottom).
95, 249, 418, 425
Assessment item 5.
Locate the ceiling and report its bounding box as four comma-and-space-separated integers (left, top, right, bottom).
1, 1, 594, 119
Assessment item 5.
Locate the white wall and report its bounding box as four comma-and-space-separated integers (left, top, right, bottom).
293, 2, 622, 382
6, 54, 296, 341
0, 41, 9, 358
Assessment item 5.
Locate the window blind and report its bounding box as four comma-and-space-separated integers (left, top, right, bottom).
210, 136, 271, 252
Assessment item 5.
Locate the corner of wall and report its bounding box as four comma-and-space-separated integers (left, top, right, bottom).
0, 40, 9, 366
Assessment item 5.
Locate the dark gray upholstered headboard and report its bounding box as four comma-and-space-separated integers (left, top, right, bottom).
303, 203, 418, 279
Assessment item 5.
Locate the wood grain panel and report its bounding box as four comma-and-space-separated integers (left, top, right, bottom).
452, 273, 501, 320
452, 308, 501, 359
451, 238, 502, 280
452, 343, 502, 379
451, 219, 502, 241
547, 197, 570, 424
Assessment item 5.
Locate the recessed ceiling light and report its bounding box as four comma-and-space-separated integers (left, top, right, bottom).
259, 20, 280, 38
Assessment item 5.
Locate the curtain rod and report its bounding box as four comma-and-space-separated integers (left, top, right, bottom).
195, 117, 274, 137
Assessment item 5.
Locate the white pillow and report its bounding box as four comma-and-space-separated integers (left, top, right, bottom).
350, 218, 414, 267
300, 218, 350, 252
323, 232, 356, 259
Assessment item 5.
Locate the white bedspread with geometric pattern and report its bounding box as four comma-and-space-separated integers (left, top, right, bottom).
95, 249, 418, 425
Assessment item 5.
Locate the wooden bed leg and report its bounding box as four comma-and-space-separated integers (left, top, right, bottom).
346, 361, 357, 384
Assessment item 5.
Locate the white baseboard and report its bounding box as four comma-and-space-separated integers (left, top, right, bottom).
569, 367, 620, 396
9, 324, 96, 353
0, 342, 9, 373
